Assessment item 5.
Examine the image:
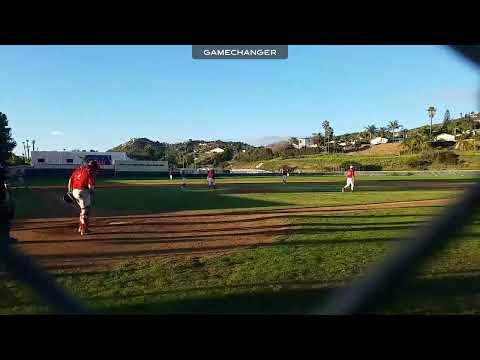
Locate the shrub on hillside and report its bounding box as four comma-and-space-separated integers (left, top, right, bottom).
362, 164, 383, 171
340, 161, 359, 171
405, 156, 432, 170
431, 150, 459, 165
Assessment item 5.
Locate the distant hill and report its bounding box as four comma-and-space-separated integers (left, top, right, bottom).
108, 138, 254, 167
110, 138, 167, 155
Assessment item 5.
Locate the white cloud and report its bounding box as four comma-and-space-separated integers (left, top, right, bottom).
51, 130, 64, 136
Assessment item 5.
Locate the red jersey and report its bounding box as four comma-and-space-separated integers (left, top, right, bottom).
70, 166, 96, 190
346, 169, 356, 178
207, 169, 215, 178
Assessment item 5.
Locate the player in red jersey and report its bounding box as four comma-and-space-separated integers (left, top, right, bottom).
342, 165, 356, 192
207, 168, 216, 189
67, 160, 100, 235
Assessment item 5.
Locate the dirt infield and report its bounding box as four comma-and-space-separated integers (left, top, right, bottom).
10, 198, 451, 272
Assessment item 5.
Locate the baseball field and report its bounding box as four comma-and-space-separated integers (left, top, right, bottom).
3, 174, 480, 314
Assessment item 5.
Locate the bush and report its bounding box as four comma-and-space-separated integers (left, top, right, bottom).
433, 151, 459, 165
406, 157, 432, 170
421, 150, 459, 166
362, 164, 383, 171
338, 161, 383, 171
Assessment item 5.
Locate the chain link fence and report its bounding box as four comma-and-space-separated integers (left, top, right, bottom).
0, 46, 478, 315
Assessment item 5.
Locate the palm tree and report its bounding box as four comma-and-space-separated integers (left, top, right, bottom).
364, 125, 377, 140
322, 120, 331, 153
378, 127, 388, 138
427, 106, 437, 139
403, 130, 431, 154
388, 120, 401, 141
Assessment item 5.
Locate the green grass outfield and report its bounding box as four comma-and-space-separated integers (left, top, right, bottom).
21, 173, 480, 187
3, 176, 480, 314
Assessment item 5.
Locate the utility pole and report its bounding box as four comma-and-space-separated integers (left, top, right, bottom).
26, 139, 30, 160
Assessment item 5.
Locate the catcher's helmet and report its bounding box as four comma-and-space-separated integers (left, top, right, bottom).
87, 160, 100, 172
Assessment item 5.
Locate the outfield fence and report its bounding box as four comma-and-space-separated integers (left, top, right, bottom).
0, 45, 478, 315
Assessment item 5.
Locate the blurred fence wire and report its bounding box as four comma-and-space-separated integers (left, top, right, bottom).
0, 45, 478, 315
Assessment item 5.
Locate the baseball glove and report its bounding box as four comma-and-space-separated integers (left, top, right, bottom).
63, 192, 75, 205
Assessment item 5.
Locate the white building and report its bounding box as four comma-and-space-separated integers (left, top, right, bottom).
31, 151, 129, 170
207, 147, 225, 154
370, 137, 389, 145
434, 133, 456, 142
293, 137, 318, 149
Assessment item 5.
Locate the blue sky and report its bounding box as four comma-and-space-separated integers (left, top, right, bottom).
0, 45, 478, 155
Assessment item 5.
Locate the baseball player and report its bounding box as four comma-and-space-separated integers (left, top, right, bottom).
169, 169, 173, 181
207, 167, 216, 189
282, 168, 288, 184
67, 160, 100, 235
1, 179, 18, 245
342, 165, 356, 192
180, 169, 187, 189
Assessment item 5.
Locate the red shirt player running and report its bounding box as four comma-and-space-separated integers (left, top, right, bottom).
67, 160, 100, 235
342, 165, 356, 192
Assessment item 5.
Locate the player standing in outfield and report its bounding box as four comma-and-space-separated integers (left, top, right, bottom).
282, 168, 288, 184
180, 169, 187, 189
67, 160, 100, 236
207, 167, 216, 189
169, 169, 173, 181
342, 165, 356, 192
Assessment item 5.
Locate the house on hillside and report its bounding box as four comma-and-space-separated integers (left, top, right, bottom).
370, 137, 389, 145
434, 133, 456, 142
207, 147, 225, 154
293, 137, 318, 149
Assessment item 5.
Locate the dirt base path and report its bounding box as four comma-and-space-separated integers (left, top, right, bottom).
10, 198, 451, 272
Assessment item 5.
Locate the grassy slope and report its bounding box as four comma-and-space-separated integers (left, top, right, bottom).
231, 152, 480, 172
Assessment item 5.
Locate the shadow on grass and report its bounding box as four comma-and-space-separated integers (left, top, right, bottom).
29, 235, 405, 265
95, 275, 480, 315
103, 285, 337, 315
19, 220, 431, 246
14, 187, 288, 219
100, 272, 480, 314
